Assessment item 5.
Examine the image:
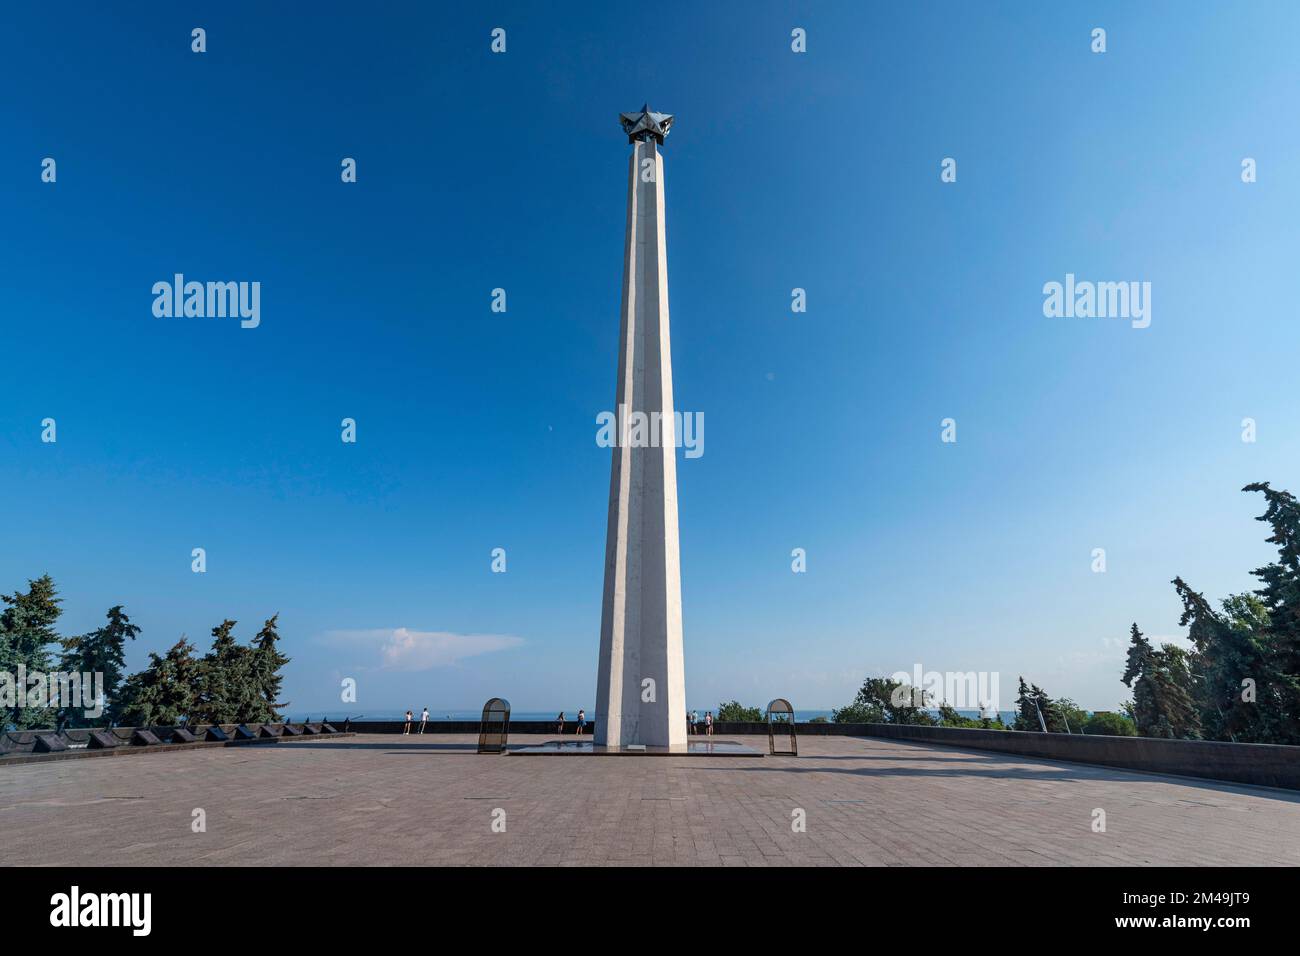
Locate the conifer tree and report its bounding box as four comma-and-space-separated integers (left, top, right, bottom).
57, 605, 140, 726
117, 638, 201, 726
249, 614, 290, 722
0, 575, 62, 729
1121, 622, 1200, 739
1121, 624, 1158, 735
194, 620, 256, 724
118, 639, 198, 726
1242, 482, 1300, 741
1151, 643, 1201, 739
1013, 677, 1061, 731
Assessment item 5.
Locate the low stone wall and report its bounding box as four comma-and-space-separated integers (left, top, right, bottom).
0, 721, 347, 764
852, 722, 1300, 790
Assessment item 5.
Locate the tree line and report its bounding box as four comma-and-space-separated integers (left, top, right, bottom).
0, 575, 289, 730
826, 483, 1300, 744
1117, 483, 1299, 743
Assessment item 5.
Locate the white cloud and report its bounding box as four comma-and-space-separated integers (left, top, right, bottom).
323, 628, 524, 671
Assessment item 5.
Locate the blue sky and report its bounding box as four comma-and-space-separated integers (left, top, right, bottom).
3, 2, 1299, 714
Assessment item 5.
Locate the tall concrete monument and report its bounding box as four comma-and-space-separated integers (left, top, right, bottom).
594, 105, 687, 749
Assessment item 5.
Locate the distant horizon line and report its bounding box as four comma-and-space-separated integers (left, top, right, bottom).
282, 707, 1027, 719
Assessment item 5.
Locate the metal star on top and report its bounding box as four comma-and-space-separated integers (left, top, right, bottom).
619, 104, 674, 144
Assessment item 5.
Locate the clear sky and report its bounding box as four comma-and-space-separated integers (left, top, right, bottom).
3, 2, 1299, 715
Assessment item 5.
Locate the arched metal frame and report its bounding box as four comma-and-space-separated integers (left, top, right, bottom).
477, 697, 511, 754
766, 698, 797, 756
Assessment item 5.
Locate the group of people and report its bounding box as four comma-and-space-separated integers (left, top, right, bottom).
398, 707, 714, 737
551, 707, 712, 738
556, 710, 586, 735
687, 710, 713, 736
401, 708, 429, 734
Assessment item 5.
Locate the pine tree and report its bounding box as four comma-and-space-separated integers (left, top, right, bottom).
1013, 677, 1038, 730
193, 620, 256, 724
1173, 580, 1277, 741
248, 614, 290, 722
117, 638, 200, 726
0, 575, 62, 729
1242, 482, 1300, 742
1122, 621, 1201, 739
1013, 677, 1061, 731
1151, 643, 1201, 739
1121, 624, 1157, 735
57, 605, 140, 726
1032, 684, 1066, 732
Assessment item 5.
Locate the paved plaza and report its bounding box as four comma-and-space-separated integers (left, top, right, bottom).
3, 734, 1297, 866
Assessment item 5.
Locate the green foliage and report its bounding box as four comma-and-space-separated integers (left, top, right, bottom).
1054, 697, 1090, 734
248, 615, 290, 722
716, 700, 762, 722
1013, 677, 1066, 732
192, 618, 290, 725
57, 605, 140, 726
0, 573, 290, 730
936, 704, 1006, 729
1125, 483, 1300, 744
0, 575, 62, 729
1120, 624, 1200, 738
117, 638, 201, 726
833, 677, 936, 725
1159, 482, 1300, 744
1082, 711, 1136, 736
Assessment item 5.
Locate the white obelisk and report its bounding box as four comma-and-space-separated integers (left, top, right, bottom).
594, 105, 686, 749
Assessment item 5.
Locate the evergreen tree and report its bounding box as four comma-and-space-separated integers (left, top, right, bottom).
57, 605, 140, 726
117, 638, 200, 726
1242, 482, 1300, 741
193, 620, 257, 724
1121, 624, 1158, 734
1013, 677, 1038, 730
1172, 581, 1275, 741
0, 575, 62, 729
1013, 677, 1062, 731
1151, 643, 1201, 739
1121, 622, 1200, 739
248, 614, 290, 722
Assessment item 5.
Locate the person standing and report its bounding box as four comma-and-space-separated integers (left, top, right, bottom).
556, 711, 565, 734
403, 710, 413, 735
576, 708, 586, 737
705, 711, 713, 736
686, 709, 692, 735
691, 709, 699, 734
419, 707, 429, 734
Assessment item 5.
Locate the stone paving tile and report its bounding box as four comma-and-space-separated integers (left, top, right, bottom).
1, 734, 1297, 866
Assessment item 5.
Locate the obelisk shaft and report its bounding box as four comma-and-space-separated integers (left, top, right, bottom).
594, 136, 686, 748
